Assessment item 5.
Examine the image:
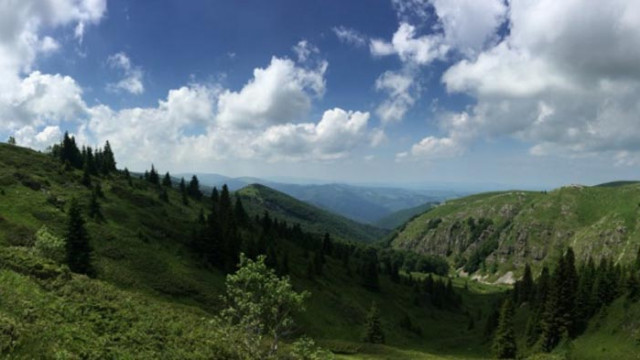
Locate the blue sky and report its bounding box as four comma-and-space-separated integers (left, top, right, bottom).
2, 0, 640, 189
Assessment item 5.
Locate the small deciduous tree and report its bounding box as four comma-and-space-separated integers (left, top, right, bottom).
219, 254, 308, 358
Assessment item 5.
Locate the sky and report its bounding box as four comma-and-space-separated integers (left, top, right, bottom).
1, 0, 640, 189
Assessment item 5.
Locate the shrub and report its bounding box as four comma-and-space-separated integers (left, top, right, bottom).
35, 226, 65, 263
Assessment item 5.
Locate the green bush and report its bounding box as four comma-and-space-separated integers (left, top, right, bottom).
0, 313, 21, 354
34, 226, 65, 263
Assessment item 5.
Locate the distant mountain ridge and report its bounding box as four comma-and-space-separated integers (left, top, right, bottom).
236, 183, 388, 243
184, 173, 459, 224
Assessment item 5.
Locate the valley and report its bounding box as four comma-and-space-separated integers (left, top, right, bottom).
1, 140, 640, 359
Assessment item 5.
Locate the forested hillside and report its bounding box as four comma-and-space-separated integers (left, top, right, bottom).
0, 139, 486, 359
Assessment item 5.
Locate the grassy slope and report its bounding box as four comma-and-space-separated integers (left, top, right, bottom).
392, 186, 640, 278
237, 183, 389, 243
0, 144, 502, 359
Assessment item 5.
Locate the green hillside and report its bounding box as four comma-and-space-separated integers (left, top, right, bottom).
391, 185, 640, 279
0, 142, 498, 359
237, 183, 388, 243
2, 141, 640, 359
375, 201, 438, 230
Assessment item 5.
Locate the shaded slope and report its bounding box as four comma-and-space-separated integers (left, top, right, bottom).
375, 202, 438, 230
237, 183, 389, 243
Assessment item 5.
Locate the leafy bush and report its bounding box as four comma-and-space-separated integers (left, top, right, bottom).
34, 226, 65, 263
0, 313, 20, 354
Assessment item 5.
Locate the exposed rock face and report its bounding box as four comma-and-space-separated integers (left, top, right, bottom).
391, 186, 640, 275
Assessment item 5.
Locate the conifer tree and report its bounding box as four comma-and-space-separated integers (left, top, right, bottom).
148, 164, 159, 185
88, 190, 103, 221
234, 195, 248, 226
363, 302, 385, 344
162, 172, 172, 187
65, 199, 94, 276
102, 140, 117, 173
493, 299, 517, 359
519, 263, 534, 304
211, 186, 219, 204
188, 175, 202, 199
123, 167, 132, 186
179, 177, 189, 205
81, 162, 92, 187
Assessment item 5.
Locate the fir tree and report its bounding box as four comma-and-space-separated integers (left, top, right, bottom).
363, 302, 385, 344
493, 299, 517, 359
148, 164, 159, 185
234, 195, 248, 226
162, 172, 172, 187
102, 140, 117, 173
519, 263, 534, 304
65, 199, 94, 276
81, 162, 92, 187
179, 178, 189, 205
188, 175, 202, 199
88, 190, 103, 221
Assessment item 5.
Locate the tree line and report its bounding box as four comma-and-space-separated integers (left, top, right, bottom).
492, 247, 640, 358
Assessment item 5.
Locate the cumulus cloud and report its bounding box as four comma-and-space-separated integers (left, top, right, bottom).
80, 56, 372, 170
404, 0, 640, 162
370, 23, 447, 65
333, 26, 367, 47
216, 56, 327, 129
0, 0, 105, 137
430, 0, 507, 56
107, 52, 145, 95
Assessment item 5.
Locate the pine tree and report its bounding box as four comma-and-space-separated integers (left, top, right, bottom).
148, 164, 159, 185
179, 178, 189, 205
88, 190, 103, 221
65, 199, 94, 276
81, 162, 92, 187
493, 299, 517, 359
234, 195, 248, 226
519, 263, 534, 304
102, 140, 117, 173
188, 175, 202, 199
162, 172, 172, 187
363, 302, 385, 344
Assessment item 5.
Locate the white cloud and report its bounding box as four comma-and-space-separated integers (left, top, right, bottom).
78, 56, 372, 170
404, 0, 640, 162
13, 125, 62, 150
0, 71, 87, 132
391, 0, 431, 22
107, 52, 145, 95
370, 23, 447, 65
375, 71, 415, 124
430, 0, 507, 56
292, 40, 319, 63
216, 56, 327, 129
333, 26, 367, 47
0, 0, 105, 134
252, 108, 370, 161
